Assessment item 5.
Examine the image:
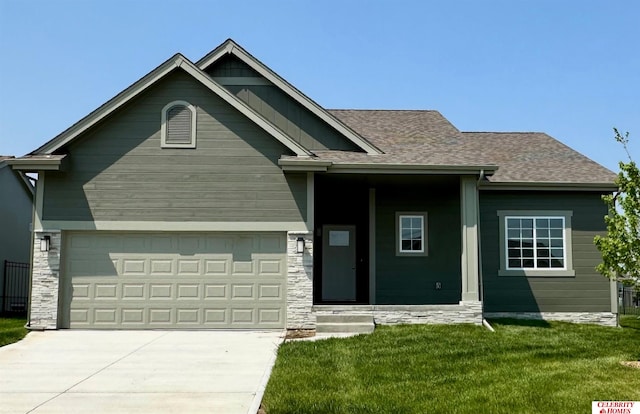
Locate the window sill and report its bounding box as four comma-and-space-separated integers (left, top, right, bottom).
396, 251, 429, 257
498, 269, 576, 277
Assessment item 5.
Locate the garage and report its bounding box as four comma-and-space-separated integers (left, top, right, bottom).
60, 232, 287, 329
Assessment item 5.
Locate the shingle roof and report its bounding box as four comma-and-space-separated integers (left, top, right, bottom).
315, 110, 616, 186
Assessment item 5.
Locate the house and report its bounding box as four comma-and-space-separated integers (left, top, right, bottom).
0, 156, 34, 314
8, 39, 618, 331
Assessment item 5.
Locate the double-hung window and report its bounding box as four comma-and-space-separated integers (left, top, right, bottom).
498, 210, 575, 276
396, 212, 428, 256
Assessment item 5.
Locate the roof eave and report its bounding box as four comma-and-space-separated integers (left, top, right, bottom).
328, 163, 498, 175
30, 53, 312, 157
7, 155, 66, 171
33, 55, 188, 155
279, 158, 331, 172
480, 181, 617, 191
279, 158, 498, 175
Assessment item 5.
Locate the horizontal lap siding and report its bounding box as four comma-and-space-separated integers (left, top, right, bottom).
43, 69, 306, 222
375, 178, 461, 304
480, 191, 611, 312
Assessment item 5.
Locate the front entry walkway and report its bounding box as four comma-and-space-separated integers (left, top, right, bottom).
0, 330, 284, 414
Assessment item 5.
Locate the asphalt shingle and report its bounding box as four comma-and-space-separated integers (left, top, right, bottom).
319, 110, 616, 185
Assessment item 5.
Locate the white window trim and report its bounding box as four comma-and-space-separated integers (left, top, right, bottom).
497, 210, 575, 277
161, 100, 197, 148
396, 212, 428, 257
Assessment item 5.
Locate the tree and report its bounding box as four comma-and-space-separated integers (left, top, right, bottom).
594, 129, 639, 290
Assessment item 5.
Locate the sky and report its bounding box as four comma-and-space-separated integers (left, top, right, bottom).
0, 0, 638, 172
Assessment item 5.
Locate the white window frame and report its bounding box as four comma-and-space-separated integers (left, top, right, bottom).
396, 212, 428, 256
161, 100, 197, 148
497, 210, 575, 277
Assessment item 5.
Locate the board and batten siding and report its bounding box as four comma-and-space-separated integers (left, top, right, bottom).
374, 177, 462, 305
480, 191, 611, 313
206, 55, 359, 152
42, 69, 306, 223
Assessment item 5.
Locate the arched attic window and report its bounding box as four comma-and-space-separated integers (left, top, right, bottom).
161, 100, 197, 148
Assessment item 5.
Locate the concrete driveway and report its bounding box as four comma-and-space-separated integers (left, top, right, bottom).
0, 330, 284, 414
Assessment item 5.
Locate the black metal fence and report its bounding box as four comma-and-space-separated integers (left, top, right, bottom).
1, 260, 29, 317
620, 285, 640, 315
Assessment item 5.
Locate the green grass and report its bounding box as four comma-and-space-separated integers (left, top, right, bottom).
263, 320, 640, 414
620, 314, 640, 330
0, 317, 28, 347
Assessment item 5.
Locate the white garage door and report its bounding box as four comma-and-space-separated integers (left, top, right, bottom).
62, 232, 287, 329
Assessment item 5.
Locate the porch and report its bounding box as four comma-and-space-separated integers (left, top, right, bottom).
304, 173, 483, 330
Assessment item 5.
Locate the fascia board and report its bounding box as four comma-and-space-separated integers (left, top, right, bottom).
34, 55, 186, 155
197, 40, 383, 155
480, 181, 617, 191
327, 163, 498, 175
7, 155, 66, 171
278, 158, 331, 172
31, 52, 311, 157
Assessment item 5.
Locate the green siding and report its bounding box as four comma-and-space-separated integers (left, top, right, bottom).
43, 69, 306, 222
206, 54, 261, 77
480, 191, 611, 312
375, 178, 461, 304
206, 56, 360, 151
228, 85, 359, 151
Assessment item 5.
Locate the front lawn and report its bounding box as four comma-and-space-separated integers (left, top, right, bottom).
263, 320, 640, 414
0, 317, 28, 347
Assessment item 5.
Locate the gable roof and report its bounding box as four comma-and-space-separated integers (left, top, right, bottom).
196, 39, 382, 155
32, 53, 312, 157
280, 110, 616, 188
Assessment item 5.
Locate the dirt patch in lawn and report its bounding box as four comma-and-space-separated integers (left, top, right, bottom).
285, 329, 316, 340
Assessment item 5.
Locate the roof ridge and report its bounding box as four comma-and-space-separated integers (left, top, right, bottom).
462, 131, 546, 134
328, 109, 439, 112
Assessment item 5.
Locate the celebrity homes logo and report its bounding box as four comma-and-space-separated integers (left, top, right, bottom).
592, 401, 640, 414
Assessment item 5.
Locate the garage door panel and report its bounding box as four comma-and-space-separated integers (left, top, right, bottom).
64, 232, 286, 329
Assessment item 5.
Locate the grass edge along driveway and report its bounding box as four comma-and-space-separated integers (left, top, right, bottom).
263, 318, 640, 414
0, 317, 28, 347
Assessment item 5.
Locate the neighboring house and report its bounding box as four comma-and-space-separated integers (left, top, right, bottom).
8, 39, 618, 331
0, 156, 34, 314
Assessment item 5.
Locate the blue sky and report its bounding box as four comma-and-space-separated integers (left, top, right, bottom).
0, 0, 638, 171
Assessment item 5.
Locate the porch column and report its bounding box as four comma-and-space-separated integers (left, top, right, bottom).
460, 177, 480, 302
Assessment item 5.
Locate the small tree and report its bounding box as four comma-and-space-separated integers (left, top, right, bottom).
594, 129, 640, 290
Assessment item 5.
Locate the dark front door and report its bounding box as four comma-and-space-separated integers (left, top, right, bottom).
321, 225, 357, 301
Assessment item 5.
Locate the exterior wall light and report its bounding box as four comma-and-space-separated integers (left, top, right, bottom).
296, 237, 305, 254
40, 235, 51, 252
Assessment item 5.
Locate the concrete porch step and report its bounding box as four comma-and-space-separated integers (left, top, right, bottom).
315, 313, 375, 334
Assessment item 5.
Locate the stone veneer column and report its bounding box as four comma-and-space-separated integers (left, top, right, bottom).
29, 230, 61, 329
286, 231, 314, 329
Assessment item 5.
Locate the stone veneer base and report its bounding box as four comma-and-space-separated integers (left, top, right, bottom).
483, 312, 617, 327
313, 301, 483, 326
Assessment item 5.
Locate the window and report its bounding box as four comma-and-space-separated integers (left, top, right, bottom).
396, 212, 428, 256
497, 210, 575, 277
161, 100, 197, 148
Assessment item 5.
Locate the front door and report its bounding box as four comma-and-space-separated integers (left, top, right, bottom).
321, 225, 356, 301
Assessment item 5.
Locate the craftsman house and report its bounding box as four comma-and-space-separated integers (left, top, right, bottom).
8, 39, 617, 331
